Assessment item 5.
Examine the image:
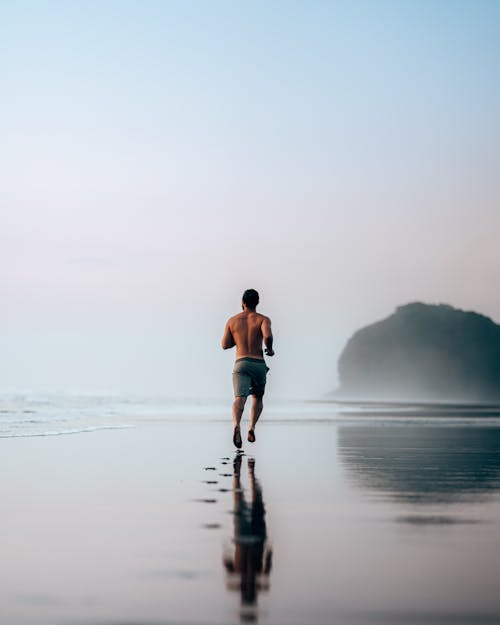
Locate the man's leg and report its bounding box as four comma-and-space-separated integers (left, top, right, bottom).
248, 395, 263, 442
232, 396, 246, 448
233, 396, 247, 428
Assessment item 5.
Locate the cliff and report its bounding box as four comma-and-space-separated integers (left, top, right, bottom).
337, 303, 500, 401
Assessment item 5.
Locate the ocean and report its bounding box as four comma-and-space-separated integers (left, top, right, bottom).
3, 393, 500, 439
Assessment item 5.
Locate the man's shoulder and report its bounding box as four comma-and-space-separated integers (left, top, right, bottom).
227, 312, 244, 324
228, 311, 270, 324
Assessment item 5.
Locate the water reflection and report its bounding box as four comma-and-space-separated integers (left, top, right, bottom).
223, 454, 272, 623
338, 424, 500, 504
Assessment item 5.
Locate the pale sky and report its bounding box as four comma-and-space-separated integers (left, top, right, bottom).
1, 1, 499, 399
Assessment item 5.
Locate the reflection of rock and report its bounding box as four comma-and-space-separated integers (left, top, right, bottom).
337, 303, 500, 400
338, 424, 500, 503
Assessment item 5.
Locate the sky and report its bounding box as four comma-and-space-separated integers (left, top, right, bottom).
1, 1, 499, 399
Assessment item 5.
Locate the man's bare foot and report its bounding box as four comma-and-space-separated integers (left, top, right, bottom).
233, 426, 242, 449
247, 429, 256, 443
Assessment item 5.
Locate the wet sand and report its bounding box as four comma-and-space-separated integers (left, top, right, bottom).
1, 414, 500, 624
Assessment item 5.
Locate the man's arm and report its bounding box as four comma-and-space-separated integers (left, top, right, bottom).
221, 321, 236, 350
262, 317, 274, 356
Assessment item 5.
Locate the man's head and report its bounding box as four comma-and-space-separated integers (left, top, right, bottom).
242, 289, 259, 311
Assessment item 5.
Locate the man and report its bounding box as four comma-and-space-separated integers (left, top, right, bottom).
221, 289, 274, 448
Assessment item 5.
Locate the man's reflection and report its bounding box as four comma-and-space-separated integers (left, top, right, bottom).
223, 454, 272, 622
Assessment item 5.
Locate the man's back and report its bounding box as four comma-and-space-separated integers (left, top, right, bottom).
227, 311, 271, 360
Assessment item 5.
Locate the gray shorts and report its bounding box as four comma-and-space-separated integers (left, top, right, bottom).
233, 357, 269, 398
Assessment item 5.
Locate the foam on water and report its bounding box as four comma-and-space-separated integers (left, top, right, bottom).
0, 394, 137, 438
0, 424, 134, 438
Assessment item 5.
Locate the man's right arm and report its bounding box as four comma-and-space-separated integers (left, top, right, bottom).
262, 317, 274, 356
221, 320, 236, 350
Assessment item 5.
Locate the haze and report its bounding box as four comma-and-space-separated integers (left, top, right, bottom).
1, 1, 499, 399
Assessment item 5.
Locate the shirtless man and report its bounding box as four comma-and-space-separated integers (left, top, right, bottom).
221, 289, 274, 448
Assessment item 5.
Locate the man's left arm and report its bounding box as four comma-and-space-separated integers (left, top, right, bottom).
221, 321, 236, 350
262, 317, 274, 356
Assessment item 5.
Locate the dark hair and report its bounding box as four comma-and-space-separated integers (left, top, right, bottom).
242, 289, 259, 309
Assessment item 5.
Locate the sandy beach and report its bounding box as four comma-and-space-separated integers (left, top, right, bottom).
1, 400, 499, 625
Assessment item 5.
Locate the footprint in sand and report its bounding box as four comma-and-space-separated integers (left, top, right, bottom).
202, 523, 222, 529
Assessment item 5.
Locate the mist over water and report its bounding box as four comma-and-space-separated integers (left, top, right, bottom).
2, 2, 500, 398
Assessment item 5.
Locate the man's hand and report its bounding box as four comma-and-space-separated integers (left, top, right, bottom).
265, 347, 275, 357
